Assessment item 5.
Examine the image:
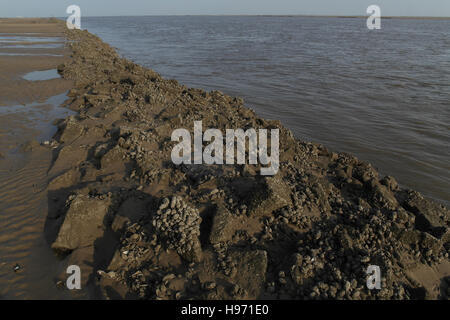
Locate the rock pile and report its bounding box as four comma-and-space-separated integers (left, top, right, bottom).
152, 196, 203, 262
43, 26, 450, 300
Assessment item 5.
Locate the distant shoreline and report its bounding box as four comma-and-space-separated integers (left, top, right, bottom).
2, 15, 450, 20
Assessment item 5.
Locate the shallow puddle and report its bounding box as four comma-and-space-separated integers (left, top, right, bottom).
0, 42, 64, 49
0, 35, 65, 56
0, 92, 75, 155
0, 36, 63, 43
22, 69, 60, 81
0, 53, 64, 56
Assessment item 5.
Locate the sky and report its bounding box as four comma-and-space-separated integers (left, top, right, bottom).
1, 0, 450, 17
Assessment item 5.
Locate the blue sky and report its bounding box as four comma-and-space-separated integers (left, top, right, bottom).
1, 0, 450, 17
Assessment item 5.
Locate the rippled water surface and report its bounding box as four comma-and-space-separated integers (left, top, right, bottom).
83, 16, 450, 205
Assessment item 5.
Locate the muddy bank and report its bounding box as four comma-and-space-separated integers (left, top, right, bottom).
0, 19, 84, 299
38, 26, 450, 299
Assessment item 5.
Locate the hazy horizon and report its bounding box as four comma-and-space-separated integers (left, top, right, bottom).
1, 0, 450, 18
4, 15, 450, 19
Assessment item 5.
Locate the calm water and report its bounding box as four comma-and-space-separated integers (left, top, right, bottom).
83, 16, 450, 206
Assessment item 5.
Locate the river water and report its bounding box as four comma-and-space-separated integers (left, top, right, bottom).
82, 16, 450, 206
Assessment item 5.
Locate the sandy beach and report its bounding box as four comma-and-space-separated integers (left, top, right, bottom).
0, 18, 449, 300
0, 18, 81, 299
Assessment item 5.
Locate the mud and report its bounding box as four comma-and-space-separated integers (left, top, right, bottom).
43, 26, 449, 300
0, 18, 81, 299
0, 18, 449, 300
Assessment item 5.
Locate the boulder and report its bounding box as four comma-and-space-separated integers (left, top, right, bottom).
209, 205, 235, 244
52, 194, 111, 253
59, 117, 85, 144
245, 176, 290, 216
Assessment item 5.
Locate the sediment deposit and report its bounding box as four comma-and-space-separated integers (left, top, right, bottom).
40, 25, 450, 300
0, 18, 77, 299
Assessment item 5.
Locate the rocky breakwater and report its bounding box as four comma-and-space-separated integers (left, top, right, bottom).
45, 28, 450, 300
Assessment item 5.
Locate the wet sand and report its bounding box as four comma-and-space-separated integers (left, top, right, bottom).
0, 18, 84, 299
